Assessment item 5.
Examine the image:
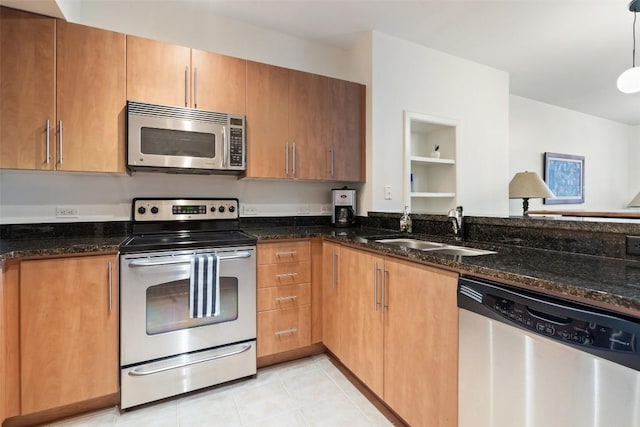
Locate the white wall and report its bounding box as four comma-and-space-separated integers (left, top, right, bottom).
509, 95, 634, 215
630, 126, 640, 203
368, 32, 510, 217
0, 1, 362, 224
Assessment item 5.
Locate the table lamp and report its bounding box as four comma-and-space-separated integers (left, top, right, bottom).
509, 171, 555, 216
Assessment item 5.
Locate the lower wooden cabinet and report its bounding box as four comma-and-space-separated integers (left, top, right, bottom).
324, 243, 459, 427
19, 254, 118, 414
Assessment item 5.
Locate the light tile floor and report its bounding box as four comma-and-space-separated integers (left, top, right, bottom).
46, 354, 395, 427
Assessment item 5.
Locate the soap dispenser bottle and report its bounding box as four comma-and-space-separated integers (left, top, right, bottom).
400, 206, 412, 233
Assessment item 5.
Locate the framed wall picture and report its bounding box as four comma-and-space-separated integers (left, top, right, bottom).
543, 152, 585, 204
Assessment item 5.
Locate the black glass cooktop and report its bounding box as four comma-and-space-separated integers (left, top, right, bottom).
119, 230, 256, 253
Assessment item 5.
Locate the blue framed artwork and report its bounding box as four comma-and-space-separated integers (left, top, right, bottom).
543, 152, 585, 204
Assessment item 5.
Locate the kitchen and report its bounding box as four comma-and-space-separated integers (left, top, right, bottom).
1, 1, 640, 426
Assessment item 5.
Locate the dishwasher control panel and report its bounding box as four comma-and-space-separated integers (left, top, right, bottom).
486, 294, 637, 353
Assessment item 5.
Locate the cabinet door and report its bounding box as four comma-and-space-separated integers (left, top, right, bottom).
20, 255, 118, 414
245, 61, 289, 178
288, 70, 327, 180
327, 79, 365, 182
56, 21, 125, 173
0, 7, 55, 170
126, 35, 191, 107
339, 247, 384, 396
383, 258, 458, 427
322, 242, 341, 356
191, 49, 246, 114
1, 263, 20, 421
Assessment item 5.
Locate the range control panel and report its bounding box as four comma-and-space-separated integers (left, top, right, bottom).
485, 294, 637, 353
133, 198, 239, 222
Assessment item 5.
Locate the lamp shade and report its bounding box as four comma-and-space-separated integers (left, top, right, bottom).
617, 66, 640, 94
628, 192, 640, 207
509, 171, 555, 199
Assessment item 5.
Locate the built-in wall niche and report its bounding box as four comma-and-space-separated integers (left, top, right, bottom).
403, 111, 458, 214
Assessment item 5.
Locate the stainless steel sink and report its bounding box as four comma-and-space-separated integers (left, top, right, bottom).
375, 238, 496, 257
424, 246, 496, 257
375, 238, 445, 250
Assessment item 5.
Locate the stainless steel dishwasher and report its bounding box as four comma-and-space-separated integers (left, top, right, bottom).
458, 276, 640, 427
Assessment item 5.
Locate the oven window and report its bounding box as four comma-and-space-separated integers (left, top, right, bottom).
146, 276, 238, 335
140, 127, 215, 158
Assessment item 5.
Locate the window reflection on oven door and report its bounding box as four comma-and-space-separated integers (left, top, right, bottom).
120, 246, 256, 367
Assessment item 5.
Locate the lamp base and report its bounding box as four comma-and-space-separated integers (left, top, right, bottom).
522, 198, 530, 216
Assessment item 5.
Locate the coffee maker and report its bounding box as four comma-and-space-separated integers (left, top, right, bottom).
332, 187, 356, 227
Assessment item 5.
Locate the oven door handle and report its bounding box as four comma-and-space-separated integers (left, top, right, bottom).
127, 343, 253, 376
127, 251, 253, 267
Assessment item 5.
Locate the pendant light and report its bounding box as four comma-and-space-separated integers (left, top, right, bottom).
617, 0, 640, 94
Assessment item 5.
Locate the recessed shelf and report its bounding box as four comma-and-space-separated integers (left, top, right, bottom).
410, 156, 455, 165
410, 192, 456, 198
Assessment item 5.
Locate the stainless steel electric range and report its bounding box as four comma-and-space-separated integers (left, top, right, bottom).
119, 198, 257, 409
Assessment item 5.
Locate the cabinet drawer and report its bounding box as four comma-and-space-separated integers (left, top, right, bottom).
257, 283, 311, 311
257, 305, 310, 357
257, 262, 310, 288
258, 241, 310, 265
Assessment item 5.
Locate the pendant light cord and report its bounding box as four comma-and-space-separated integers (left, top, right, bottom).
633, 10, 637, 67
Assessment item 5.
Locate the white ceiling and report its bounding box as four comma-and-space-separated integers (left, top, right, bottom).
190, 0, 640, 126
3, 0, 639, 125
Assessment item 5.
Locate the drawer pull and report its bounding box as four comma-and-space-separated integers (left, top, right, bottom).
274, 327, 298, 336
275, 251, 297, 257
275, 295, 298, 302
275, 273, 298, 279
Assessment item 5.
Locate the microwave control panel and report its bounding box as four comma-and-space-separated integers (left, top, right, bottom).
228, 116, 245, 168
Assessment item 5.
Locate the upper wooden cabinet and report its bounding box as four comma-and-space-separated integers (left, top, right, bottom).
126, 35, 246, 115
56, 21, 126, 173
246, 60, 365, 181
0, 7, 55, 170
0, 8, 125, 173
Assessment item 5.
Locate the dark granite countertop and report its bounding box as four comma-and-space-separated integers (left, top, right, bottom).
246, 225, 640, 316
2, 223, 639, 317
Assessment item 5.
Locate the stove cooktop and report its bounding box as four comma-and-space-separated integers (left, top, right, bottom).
119, 230, 257, 254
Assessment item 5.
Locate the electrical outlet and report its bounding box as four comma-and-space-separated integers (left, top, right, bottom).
56, 206, 79, 218
627, 236, 640, 255
384, 185, 392, 200
297, 205, 310, 214
243, 205, 258, 216
321, 204, 332, 214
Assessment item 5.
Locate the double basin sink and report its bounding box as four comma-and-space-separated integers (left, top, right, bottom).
375, 238, 496, 257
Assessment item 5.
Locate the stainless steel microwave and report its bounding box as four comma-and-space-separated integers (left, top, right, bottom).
127, 101, 246, 174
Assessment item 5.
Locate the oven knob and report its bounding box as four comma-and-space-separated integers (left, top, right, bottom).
150, 206, 159, 214
218, 206, 225, 213
210, 206, 216, 213
229, 205, 236, 213
137, 206, 146, 215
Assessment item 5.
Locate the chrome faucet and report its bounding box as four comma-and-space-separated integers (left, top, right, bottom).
447, 206, 464, 241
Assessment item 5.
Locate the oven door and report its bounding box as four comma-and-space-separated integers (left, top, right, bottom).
120, 246, 256, 366
128, 112, 225, 171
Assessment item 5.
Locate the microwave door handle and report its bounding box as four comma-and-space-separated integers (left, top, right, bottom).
222, 126, 228, 168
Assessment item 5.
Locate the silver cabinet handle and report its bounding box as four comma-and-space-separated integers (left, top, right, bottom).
58, 120, 63, 165
332, 248, 337, 289
184, 65, 189, 107
275, 295, 298, 302
374, 262, 379, 311
292, 142, 296, 176
275, 327, 297, 336
107, 261, 113, 312
128, 343, 252, 376
222, 126, 228, 167
330, 144, 335, 177
193, 67, 198, 108
285, 143, 289, 175
45, 120, 50, 165
381, 265, 388, 314
275, 272, 298, 279
275, 250, 297, 257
